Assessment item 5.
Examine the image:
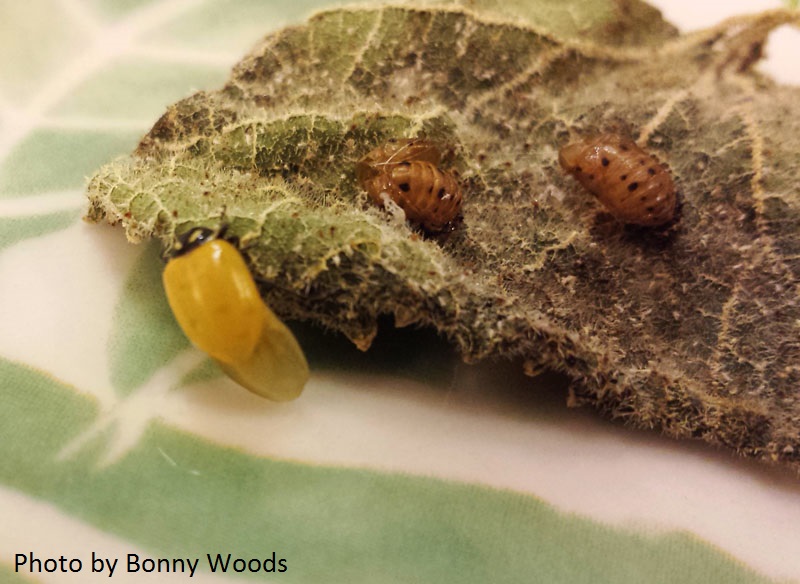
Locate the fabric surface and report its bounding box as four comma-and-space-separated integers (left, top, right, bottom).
1, 1, 799, 582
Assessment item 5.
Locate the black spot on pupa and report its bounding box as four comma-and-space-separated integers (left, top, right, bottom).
628, 182, 639, 192
399, 183, 411, 192
620, 174, 628, 181
648, 167, 656, 175
437, 188, 446, 199
601, 157, 610, 166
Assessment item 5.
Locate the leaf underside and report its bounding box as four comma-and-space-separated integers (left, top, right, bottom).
86, 1, 800, 472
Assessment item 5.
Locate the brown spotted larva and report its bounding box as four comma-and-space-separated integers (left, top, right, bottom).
558, 134, 677, 226
357, 139, 462, 233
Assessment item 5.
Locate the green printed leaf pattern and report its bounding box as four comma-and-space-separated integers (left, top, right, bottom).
51, 60, 228, 120
0, 563, 37, 584
0, 210, 78, 252
1, 1, 798, 583
0, 358, 774, 583
108, 241, 195, 396
0, 129, 142, 195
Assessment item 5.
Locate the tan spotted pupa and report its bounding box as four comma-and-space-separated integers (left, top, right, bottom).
356, 139, 463, 233
558, 133, 677, 226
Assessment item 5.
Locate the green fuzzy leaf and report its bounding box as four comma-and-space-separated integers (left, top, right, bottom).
87, 2, 800, 472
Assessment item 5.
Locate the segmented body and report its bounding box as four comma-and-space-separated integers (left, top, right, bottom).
558, 134, 677, 226
357, 139, 462, 233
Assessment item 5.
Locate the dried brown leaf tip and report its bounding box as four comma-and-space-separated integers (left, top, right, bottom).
86, 1, 800, 473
